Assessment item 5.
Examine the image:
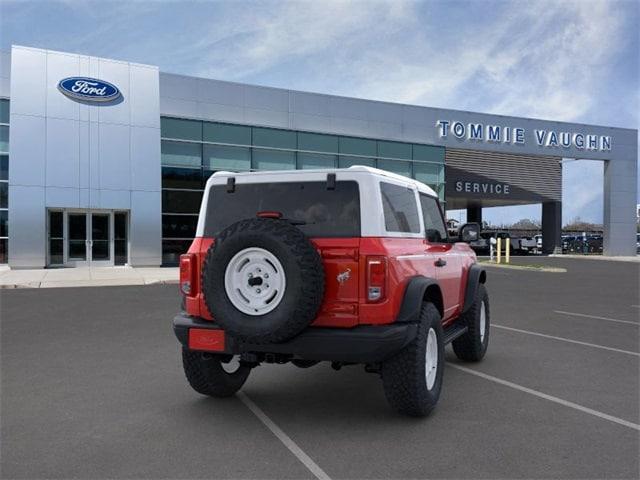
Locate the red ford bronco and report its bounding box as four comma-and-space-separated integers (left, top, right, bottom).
173, 166, 489, 416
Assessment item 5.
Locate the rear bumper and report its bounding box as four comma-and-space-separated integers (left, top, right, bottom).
173, 313, 418, 364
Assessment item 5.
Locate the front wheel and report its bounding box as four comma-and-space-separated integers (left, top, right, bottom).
182, 349, 251, 397
381, 302, 444, 417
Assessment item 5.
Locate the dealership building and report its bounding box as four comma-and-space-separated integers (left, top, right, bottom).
0, 45, 637, 268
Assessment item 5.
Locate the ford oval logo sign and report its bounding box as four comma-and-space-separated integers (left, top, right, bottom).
58, 77, 121, 102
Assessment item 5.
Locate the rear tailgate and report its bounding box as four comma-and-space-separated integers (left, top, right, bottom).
311, 238, 360, 328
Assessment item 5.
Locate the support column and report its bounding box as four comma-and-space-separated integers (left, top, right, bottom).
467, 204, 482, 225
603, 154, 637, 256
542, 201, 562, 254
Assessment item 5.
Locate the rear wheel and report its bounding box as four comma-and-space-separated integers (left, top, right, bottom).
452, 283, 490, 362
381, 302, 444, 417
182, 349, 251, 397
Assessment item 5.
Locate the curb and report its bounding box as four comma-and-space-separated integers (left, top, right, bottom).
0, 279, 179, 289
480, 262, 567, 273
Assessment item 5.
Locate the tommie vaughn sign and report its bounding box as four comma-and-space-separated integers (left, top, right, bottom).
58, 77, 121, 102
436, 120, 612, 152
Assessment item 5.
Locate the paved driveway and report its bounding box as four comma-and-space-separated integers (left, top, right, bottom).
1, 257, 638, 479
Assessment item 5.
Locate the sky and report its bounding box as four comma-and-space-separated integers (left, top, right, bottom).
1, 0, 638, 225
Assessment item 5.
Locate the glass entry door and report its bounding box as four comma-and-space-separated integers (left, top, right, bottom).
67, 213, 89, 265
90, 213, 111, 265
48, 210, 129, 267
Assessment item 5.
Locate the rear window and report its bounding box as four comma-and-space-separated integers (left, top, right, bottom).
204, 181, 360, 237
380, 182, 421, 233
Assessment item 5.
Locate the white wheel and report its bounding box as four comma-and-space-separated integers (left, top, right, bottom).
224, 247, 286, 316
425, 327, 438, 390
479, 300, 486, 343
221, 355, 241, 374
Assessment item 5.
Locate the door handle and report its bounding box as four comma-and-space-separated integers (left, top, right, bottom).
435, 258, 447, 267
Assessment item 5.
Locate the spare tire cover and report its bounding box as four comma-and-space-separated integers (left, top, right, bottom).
202, 218, 325, 344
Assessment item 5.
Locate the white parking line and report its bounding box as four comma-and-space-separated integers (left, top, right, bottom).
554, 310, 639, 326
238, 391, 331, 480
449, 364, 640, 432
492, 324, 640, 357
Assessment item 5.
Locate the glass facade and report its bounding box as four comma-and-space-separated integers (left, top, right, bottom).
160, 116, 446, 264
0, 99, 8, 264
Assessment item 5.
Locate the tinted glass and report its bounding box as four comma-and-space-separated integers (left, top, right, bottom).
252, 127, 296, 149
0, 126, 8, 153
162, 239, 192, 265
92, 239, 110, 260
339, 137, 376, 156
297, 152, 336, 169
380, 182, 420, 233
378, 141, 411, 160
413, 144, 445, 163
0, 182, 6, 208
338, 156, 375, 168
49, 239, 63, 265
0, 99, 9, 124
69, 214, 86, 240
0, 155, 7, 180
204, 181, 360, 237
162, 167, 202, 190
162, 190, 203, 214
0, 237, 6, 263
253, 149, 295, 170
203, 144, 250, 171
203, 122, 250, 145
377, 159, 412, 178
0, 210, 7, 237
0, 238, 6, 263
114, 212, 128, 265
92, 214, 109, 241
413, 162, 442, 186
161, 117, 201, 141
162, 214, 198, 238
298, 132, 339, 153
49, 211, 63, 238
419, 194, 447, 242
114, 213, 127, 240
161, 141, 201, 167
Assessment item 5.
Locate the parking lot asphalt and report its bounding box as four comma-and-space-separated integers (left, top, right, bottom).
1, 257, 639, 479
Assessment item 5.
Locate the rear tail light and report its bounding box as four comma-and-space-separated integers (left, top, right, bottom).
366, 256, 387, 302
180, 253, 196, 297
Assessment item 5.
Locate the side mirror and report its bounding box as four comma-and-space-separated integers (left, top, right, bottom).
459, 223, 480, 242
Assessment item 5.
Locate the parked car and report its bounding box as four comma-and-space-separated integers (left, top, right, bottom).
173, 166, 490, 417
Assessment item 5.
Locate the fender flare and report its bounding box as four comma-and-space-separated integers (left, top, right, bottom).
462, 264, 487, 313
395, 276, 444, 323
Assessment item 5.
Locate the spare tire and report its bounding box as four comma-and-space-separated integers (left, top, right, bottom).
202, 218, 325, 344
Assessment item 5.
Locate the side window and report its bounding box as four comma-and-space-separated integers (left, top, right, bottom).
380, 182, 421, 233
419, 194, 447, 242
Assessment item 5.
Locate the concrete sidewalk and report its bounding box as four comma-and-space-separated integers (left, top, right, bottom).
0, 266, 178, 289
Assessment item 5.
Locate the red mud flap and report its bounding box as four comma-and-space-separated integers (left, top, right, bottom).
188, 328, 226, 352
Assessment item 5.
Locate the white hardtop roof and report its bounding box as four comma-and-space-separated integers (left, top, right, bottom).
206, 165, 438, 198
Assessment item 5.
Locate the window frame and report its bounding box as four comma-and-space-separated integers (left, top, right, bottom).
379, 181, 422, 236
418, 192, 448, 243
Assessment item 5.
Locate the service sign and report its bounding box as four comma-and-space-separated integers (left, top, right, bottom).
58, 77, 121, 102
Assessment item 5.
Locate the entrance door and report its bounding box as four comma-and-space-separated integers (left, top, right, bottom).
48, 210, 129, 267
90, 213, 111, 266
67, 212, 88, 266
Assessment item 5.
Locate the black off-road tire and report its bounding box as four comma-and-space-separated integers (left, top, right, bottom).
381, 302, 444, 417
202, 218, 324, 344
182, 349, 251, 397
452, 283, 490, 362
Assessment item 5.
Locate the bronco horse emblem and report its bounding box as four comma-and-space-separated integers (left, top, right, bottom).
336, 268, 351, 285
